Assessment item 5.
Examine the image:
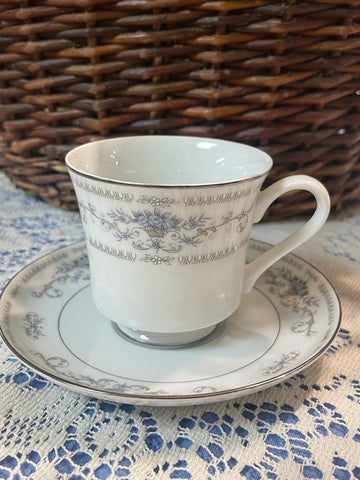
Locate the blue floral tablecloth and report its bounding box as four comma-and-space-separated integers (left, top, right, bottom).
0, 172, 359, 480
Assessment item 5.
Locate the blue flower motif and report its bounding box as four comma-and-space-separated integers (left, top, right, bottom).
117, 214, 127, 223
188, 219, 199, 229
163, 218, 175, 231
183, 237, 194, 245
289, 277, 308, 297
137, 215, 149, 227
151, 239, 162, 251
149, 214, 163, 228
135, 209, 179, 236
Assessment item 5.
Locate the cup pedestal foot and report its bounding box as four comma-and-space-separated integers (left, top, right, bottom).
112, 323, 219, 348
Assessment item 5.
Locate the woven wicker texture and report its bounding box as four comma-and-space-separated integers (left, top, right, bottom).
1, 0, 360, 217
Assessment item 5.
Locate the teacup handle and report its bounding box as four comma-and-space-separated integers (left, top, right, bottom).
243, 174, 330, 293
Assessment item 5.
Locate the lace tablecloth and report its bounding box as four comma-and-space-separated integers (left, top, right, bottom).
0, 172, 359, 480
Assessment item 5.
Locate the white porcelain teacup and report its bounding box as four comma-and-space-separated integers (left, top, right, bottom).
66, 135, 330, 347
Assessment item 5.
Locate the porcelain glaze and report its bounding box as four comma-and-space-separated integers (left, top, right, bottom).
65, 136, 330, 346
0, 241, 341, 406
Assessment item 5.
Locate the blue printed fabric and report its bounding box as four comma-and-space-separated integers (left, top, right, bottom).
0, 173, 359, 479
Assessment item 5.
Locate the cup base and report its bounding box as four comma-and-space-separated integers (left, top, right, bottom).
112, 322, 220, 349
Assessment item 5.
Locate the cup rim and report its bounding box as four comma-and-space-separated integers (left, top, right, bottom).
65, 135, 273, 188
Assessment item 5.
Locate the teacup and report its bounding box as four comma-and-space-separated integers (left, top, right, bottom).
65, 136, 330, 347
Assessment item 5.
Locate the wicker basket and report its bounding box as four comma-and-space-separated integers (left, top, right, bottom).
1, 0, 360, 217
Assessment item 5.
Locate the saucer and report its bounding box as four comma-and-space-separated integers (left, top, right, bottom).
0, 240, 341, 406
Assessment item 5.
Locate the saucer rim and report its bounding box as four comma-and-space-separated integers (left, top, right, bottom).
0, 240, 342, 404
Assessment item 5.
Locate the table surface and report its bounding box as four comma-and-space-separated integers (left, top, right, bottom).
0, 172, 359, 480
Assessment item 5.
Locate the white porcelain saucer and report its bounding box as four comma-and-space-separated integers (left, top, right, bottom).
0, 240, 341, 406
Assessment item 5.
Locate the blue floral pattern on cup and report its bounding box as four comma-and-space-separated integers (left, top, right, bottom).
79, 202, 250, 259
